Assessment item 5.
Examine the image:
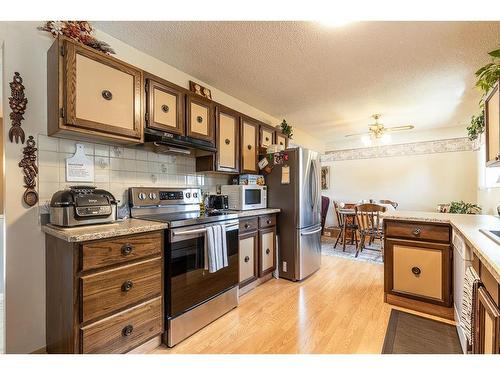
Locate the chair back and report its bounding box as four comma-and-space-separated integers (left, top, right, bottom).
321, 196, 330, 234
354, 203, 387, 233
333, 201, 344, 227
379, 199, 398, 209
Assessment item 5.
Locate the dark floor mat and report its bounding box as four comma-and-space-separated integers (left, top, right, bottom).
382, 309, 462, 354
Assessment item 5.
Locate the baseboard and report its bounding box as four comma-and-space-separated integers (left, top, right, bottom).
385, 293, 455, 321
30, 346, 47, 354
239, 273, 273, 296
128, 335, 162, 354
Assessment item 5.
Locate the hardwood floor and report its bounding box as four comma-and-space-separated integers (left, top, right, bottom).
152, 255, 455, 354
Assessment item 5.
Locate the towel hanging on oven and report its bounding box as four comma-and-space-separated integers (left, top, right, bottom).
460, 266, 481, 346
204, 224, 228, 273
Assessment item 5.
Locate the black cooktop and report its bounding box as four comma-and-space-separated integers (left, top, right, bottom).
136, 210, 238, 228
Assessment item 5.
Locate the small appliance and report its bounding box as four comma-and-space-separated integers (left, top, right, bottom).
49, 186, 117, 227
220, 184, 267, 211
207, 194, 229, 210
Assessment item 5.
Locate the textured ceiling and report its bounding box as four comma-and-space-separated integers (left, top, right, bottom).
95, 21, 500, 148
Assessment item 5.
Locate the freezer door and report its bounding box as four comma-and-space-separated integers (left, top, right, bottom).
297, 225, 322, 280
298, 148, 321, 228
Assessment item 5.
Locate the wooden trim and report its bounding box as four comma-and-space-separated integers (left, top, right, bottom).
63, 39, 143, 140
485, 80, 500, 167
185, 93, 215, 143
475, 286, 500, 353
258, 226, 277, 277
385, 293, 455, 321
239, 231, 259, 288
239, 116, 259, 173
215, 104, 240, 173
145, 76, 185, 135
384, 219, 451, 244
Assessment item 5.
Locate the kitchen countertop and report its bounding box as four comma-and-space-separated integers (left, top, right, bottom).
42, 218, 169, 243
382, 210, 500, 283
229, 208, 281, 218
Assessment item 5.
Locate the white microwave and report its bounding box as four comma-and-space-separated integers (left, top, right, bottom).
220, 185, 267, 211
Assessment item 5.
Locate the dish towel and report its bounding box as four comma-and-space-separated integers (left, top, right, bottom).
460, 266, 481, 347
204, 224, 228, 273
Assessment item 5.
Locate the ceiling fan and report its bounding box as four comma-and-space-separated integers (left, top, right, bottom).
345, 114, 414, 139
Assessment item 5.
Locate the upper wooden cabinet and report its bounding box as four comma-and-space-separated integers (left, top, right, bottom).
47, 37, 144, 143
259, 124, 275, 148
240, 117, 259, 173
485, 80, 500, 167
216, 106, 240, 173
145, 77, 184, 135
276, 131, 289, 149
186, 94, 215, 143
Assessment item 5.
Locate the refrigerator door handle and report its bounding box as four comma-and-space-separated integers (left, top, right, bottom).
300, 227, 322, 236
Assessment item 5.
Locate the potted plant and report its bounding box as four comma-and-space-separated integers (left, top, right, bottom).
279, 119, 293, 139
448, 201, 482, 215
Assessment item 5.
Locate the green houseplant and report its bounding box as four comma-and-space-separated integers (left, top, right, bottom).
448, 201, 481, 215
280, 119, 293, 139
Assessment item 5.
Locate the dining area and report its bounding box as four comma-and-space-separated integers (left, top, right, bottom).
320, 199, 398, 262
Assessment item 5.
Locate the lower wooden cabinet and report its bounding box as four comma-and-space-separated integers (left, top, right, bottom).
239, 231, 258, 287
474, 286, 500, 354
259, 227, 276, 277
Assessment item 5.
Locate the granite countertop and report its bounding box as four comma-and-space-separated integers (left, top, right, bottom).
42, 218, 169, 243
382, 210, 500, 283
229, 208, 281, 218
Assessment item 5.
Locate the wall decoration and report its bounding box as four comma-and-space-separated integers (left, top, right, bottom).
19, 136, 39, 206
321, 166, 330, 190
8, 72, 28, 144
38, 21, 115, 55
189, 80, 212, 100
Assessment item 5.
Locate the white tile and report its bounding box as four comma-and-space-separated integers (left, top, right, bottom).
148, 152, 159, 162
158, 154, 170, 163
94, 144, 110, 157
37, 134, 59, 152
39, 182, 60, 201
123, 147, 136, 160
110, 146, 124, 158
38, 166, 59, 183
150, 174, 159, 184
136, 150, 148, 161
38, 151, 59, 168
110, 158, 122, 171
58, 138, 76, 153
124, 171, 136, 184
136, 172, 149, 184
148, 162, 160, 173
94, 169, 110, 183
94, 156, 110, 170
159, 163, 169, 174
122, 159, 137, 172
110, 170, 125, 181
136, 160, 148, 171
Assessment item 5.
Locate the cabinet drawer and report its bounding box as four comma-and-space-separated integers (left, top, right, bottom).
258, 215, 276, 229
260, 126, 274, 148
385, 221, 450, 243
81, 297, 162, 354
392, 244, 443, 301
82, 231, 162, 271
239, 233, 257, 285
239, 217, 258, 233
259, 228, 276, 277
81, 257, 162, 323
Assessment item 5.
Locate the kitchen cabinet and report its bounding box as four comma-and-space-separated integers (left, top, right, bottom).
384, 219, 453, 318
145, 76, 184, 135
258, 226, 276, 277
239, 231, 258, 287
240, 117, 259, 173
47, 37, 144, 143
276, 131, 289, 149
186, 93, 215, 143
45, 231, 163, 354
259, 124, 275, 149
485, 80, 500, 167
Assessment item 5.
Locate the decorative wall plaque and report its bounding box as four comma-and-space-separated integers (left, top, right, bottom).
189, 80, 212, 100
66, 144, 95, 182
19, 136, 39, 206
8, 72, 28, 144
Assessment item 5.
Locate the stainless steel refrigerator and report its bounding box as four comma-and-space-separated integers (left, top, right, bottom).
266, 147, 321, 281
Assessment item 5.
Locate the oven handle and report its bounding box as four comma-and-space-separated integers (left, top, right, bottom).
172, 224, 239, 237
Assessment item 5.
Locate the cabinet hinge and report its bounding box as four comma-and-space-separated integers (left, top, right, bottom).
60, 45, 65, 56
144, 112, 149, 123
145, 82, 149, 92
60, 107, 65, 118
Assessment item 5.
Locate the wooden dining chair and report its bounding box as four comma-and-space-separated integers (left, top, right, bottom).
379, 199, 398, 209
333, 201, 358, 251
354, 203, 387, 258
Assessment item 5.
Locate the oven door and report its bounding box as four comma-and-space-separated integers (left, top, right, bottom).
167, 221, 239, 318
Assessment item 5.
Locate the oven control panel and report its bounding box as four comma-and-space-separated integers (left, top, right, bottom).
129, 187, 201, 207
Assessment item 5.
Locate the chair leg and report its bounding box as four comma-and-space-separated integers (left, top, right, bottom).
354, 229, 358, 247
355, 233, 365, 257
334, 228, 343, 248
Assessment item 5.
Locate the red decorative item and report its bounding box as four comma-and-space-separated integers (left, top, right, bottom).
38, 21, 115, 55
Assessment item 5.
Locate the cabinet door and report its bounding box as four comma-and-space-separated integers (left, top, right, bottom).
63, 39, 143, 140
276, 132, 288, 149
186, 94, 214, 143
485, 81, 500, 166
260, 125, 274, 148
259, 227, 276, 277
216, 106, 239, 173
146, 78, 184, 135
240, 118, 258, 173
384, 238, 452, 306
474, 286, 500, 354
239, 232, 258, 287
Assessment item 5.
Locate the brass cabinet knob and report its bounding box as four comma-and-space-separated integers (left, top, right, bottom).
196, 115, 203, 123
244, 224, 249, 229
265, 137, 269, 142
101, 90, 113, 100
266, 248, 270, 255
121, 244, 133, 256
121, 280, 134, 292
411, 266, 421, 276
412, 228, 421, 236
161, 104, 169, 113
244, 256, 250, 263
225, 138, 231, 145
247, 144, 252, 150
122, 325, 134, 337
266, 220, 271, 224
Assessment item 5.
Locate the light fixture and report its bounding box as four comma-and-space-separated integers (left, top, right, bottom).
380, 133, 392, 145
361, 134, 372, 146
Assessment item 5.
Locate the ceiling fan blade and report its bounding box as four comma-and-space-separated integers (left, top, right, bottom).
345, 132, 370, 138
385, 125, 414, 132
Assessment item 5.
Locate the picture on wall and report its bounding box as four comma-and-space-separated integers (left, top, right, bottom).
321, 166, 330, 190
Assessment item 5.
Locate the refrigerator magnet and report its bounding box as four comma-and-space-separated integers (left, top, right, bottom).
281, 165, 290, 184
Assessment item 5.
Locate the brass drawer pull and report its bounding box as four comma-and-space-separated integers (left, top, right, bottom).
279, 142, 283, 146
244, 224, 250, 229
247, 144, 252, 150
122, 325, 134, 337
196, 115, 203, 123
411, 266, 421, 276
244, 256, 250, 263
266, 248, 270, 255
101, 90, 113, 101
265, 137, 269, 142
266, 219, 271, 224
412, 228, 421, 236
121, 280, 134, 292
225, 138, 231, 145
161, 104, 169, 113
121, 244, 133, 256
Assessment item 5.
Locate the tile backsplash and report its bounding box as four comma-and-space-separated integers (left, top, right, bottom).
37, 134, 230, 214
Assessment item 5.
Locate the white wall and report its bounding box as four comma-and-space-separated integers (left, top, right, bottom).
0, 21, 322, 353
322, 150, 478, 226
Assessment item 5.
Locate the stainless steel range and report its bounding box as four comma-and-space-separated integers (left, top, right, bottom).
129, 187, 239, 347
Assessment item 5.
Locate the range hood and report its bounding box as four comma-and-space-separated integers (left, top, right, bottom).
143, 128, 217, 155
